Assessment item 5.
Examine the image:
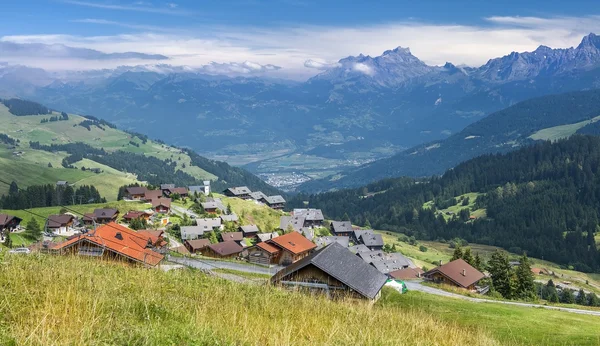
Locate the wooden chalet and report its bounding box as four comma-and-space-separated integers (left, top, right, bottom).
249, 231, 316, 266
223, 186, 251, 199
152, 198, 171, 214
261, 195, 286, 210
204, 241, 244, 259
0, 214, 22, 241
122, 210, 152, 222
239, 224, 259, 238
184, 239, 211, 254
423, 259, 484, 290
271, 243, 388, 300
144, 190, 163, 203
126, 186, 148, 200
50, 222, 164, 267
165, 187, 189, 198
330, 221, 353, 237
46, 214, 76, 234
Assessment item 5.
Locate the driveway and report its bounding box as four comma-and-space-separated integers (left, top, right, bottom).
405, 281, 600, 317
171, 205, 198, 219
169, 256, 282, 276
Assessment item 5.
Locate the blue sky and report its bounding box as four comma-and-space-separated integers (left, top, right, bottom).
2, 0, 600, 79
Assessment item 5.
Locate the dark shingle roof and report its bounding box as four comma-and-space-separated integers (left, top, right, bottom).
126, 186, 147, 195
348, 244, 370, 254
315, 236, 349, 249
272, 242, 387, 300
225, 186, 251, 196
209, 241, 243, 256
240, 225, 259, 235
264, 195, 286, 204
331, 221, 353, 235
360, 233, 384, 247
293, 209, 324, 221
250, 191, 268, 200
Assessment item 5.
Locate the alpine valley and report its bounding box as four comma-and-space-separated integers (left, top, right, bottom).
4, 34, 600, 190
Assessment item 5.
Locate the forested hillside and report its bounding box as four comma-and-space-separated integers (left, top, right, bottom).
300, 89, 600, 192
0, 98, 51, 116
290, 135, 600, 272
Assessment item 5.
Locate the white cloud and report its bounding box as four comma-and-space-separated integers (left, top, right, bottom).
62, 0, 191, 15
352, 63, 374, 76
198, 61, 281, 75
2, 15, 600, 79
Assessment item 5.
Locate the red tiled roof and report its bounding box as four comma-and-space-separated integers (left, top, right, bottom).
269, 231, 316, 255
256, 241, 280, 254
52, 222, 164, 266
424, 259, 484, 289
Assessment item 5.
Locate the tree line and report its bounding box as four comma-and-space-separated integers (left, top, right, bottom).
1, 98, 51, 116
289, 135, 600, 272
0, 182, 105, 210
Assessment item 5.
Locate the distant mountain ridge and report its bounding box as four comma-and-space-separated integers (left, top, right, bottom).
3, 34, 600, 186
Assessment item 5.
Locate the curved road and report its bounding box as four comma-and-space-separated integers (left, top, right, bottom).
405, 281, 600, 317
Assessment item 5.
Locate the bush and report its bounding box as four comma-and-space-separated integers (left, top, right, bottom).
419, 245, 428, 252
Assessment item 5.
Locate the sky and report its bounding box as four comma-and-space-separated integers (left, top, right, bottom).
2, 0, 600, 79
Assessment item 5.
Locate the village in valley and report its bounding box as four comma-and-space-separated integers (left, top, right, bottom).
0, 179, 494, 301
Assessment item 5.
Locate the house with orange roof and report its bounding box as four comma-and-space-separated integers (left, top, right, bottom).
50, 222, 164, 267
254, 231, 316, 266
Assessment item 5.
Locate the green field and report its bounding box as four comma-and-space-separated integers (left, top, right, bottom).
0, 254, 498, 345
529, 115, 600, 141
423, 192, 486, 221
381, 290, 600, 345
221, 195, 285, 232
0, 104, 216, 199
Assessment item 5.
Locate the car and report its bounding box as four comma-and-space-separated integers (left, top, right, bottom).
9, 247, 31, 254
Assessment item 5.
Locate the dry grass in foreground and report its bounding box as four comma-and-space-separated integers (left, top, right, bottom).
0, 253, 500, 345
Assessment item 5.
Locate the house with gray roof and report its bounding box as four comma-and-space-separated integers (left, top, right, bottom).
262, 195, 286, 210
220, 213, 239, 223
249, 191, 268, 201
239, 224, 260, 237
280, 215, 306, 232
271, 242, 388, 300
371, 259, 410, 274
201, 198, 226, 214
292, 209, 324, 227
360, 233, 384, 251
330, 221, 353, 237
348, 244, 370, 254
189, 181, 211, 196
352, 229, 374, 244
315, 236, 350, 249
256, 232, 279, 242
182, 219, 223, 239
298, 227, 315, 241
223, 186, 251, 199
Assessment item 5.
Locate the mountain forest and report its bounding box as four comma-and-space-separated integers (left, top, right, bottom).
290, 135, 600, 272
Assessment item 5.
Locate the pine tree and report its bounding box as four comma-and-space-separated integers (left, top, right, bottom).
473, 253, 483, 271
547, 289, 559, 303
451, 246, 463, 261
25, 218, 43, 240
209, 231, 218, 244
515, 254, 536, 300
587, 292, 600, 307
547, 279, 555, 287
342, 213, 351, 222
487, 250, 514, 299
4, 233, 12, 248
560, 289, 575, 304
9, 181, 18, 196
576, 289, 588, 305
462, 247, 474, 265
364, 219, 372, 229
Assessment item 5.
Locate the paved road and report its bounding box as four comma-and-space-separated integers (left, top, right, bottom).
405, 281, 600, 316
171, 205, 198, 219
169, 256, 282, 276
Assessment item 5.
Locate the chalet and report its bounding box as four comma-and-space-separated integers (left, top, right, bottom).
292, 209, 324, 227
267, 231, 316, 265
50, 222, 164, 267
223, 186, 251, 199
160, 184, 175, 193
204, 241, 244, 259
184, 239, 211, 254
249, 191, 268, 201
136, 230, 168, 250
298, 227, 314, 241
389, 267, 425, 280
126, 186, 148, 200
220, 213, 239, 223
352, 229, 374, 244
423, 259, 485, 290
46, 214, 75, 235
358, 251, 413, 271
196, 218, 223, 231
271, 242, 388, 300
248, 242, 281, 265
144, 190, 163, 203
220, 231, 244, 243
256, 232, 279, 242
330, 221, 353, 237
315, 236, 350, 249
348, 244, 370, 254
122, 210, 152, 222
371, 260, 409, 274
165, 187, 188, 198
91, 208, 119, 224
279, 215, 306, 232
0, 214, 22, 241
181, 225, 209, 240
201, 198, 226, 213
360, 233, 384, 251
261, 195, 286, 210
152, 198, 171, 214
239, 224, 259, 238
188, 181, 210, 196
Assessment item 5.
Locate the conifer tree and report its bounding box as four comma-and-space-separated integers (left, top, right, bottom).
451, 246, 463, 261
25, 218, 43, 240
487, 250, 514, 299
576, 289, 587, 305
515, 254, 536, 300
462, 247, 474, 265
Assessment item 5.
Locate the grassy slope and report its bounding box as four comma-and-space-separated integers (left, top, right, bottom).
219, 194, 285, 232
0, 104, 216, 198
0, 254, 499, 346
381, 290, 600, 346
423, 192, 487, 221
529, 115, 600, 141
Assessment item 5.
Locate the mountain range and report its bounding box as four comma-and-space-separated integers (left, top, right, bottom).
3, 34, 600, 189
